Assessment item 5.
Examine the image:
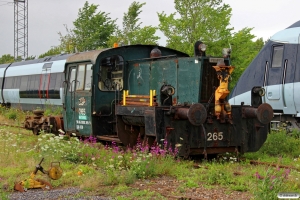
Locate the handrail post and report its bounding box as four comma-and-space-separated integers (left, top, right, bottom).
123, 90, 126, 106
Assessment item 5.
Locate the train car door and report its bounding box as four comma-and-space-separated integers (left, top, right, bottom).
39, 63, 52, 105
265, 45, 285, 110
63, 64, 93, 135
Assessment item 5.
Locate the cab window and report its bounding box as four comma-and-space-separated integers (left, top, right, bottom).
271, 46, 283, 68
99, 55, 124, 91
68, 63, 92, 92
76, 63, 93, 91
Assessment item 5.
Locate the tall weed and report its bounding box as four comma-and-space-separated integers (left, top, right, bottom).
254, 167, 291, 200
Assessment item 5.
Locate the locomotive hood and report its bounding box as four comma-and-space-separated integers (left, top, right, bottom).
270, 20, 300, 44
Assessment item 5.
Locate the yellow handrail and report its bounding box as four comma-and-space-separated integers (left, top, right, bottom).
123, 90, 156, 106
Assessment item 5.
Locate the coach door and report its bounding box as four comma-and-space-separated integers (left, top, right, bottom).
265, 45, 285, 110
63, 63, 93, 136
39, 63, 52, 105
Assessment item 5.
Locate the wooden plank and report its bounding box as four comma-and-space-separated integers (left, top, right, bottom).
125, 101, 158, 106
127, 95, 155, 98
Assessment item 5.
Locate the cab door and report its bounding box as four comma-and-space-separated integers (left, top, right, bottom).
74, 64, 93, 136
63, 64, 93, 135
64, 66, 76, 131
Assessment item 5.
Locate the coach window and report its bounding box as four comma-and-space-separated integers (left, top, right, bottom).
99, 55, 124, 91
271, 46, 283, 68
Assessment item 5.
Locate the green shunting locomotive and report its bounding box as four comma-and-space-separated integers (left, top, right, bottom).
61, 42, 273, 157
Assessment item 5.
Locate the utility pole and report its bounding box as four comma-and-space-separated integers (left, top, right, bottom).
14, 0, 28, 60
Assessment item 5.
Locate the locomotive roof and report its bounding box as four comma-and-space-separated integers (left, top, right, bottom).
270, 20, 300, 44
65, 44, 189, 64
66, 49, 107, 64
0, 53, 71, 69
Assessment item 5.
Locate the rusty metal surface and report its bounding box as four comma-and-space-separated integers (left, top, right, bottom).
96, 135, 121, 143
35, 179, 52, 190
175, 104, 207, 126
176, 107, 189, 119
24, 112, 65, 135
65, 49, 107, 64
187, 103, 207, 126
243, 103, 273, 124
256, 103, 273, 124
14, 182, 25, 192
122, 115, 145, 126
54, 116, 62, 130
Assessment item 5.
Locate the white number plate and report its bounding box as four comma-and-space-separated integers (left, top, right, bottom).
207, 132, 223, 141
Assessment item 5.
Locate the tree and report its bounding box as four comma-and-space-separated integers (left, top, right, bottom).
0, 54, 14, 64
0, 54, 36, 64
38, 46, 62, 58
229, 28, 264, 89
57, 24, 77, 54
107, 1, 160, 46
25, 55, 36, 60
158, 0, 232, 56
72, 1, 116, 51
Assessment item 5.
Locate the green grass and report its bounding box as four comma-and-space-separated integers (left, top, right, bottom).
0, 109, 300, 199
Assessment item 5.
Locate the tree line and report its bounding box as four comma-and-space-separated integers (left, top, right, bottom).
0, 0, 264, 88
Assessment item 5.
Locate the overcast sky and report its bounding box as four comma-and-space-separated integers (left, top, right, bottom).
0, 0, 299, 57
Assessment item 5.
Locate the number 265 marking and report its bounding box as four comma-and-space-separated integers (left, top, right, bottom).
207, 132, 223, 141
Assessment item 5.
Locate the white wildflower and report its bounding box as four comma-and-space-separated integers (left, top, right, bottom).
58, 129, 65, 134
175, 144, 182, 147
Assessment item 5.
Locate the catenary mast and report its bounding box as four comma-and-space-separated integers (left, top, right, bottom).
14, 0, 28, 60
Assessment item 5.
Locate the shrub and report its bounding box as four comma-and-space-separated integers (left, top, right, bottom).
248, 131, 300, 158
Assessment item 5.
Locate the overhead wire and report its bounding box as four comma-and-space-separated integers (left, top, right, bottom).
0, 1, 13, 6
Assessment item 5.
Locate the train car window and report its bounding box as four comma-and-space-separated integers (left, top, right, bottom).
99, 55, 124, 91
14, 76, 21, 89
43, 62, 52, 69
271, 46, 283, 68
49, 73, 57, 90
32, 75, 40, 98
20, 76, 28, 98
55, 73, 64, 90
39, 74, 50, 98
84, 64, 92, 91
26, 75, 33, 98
76, 64, 85, 91
4, 77, 13, 89
48, 73, 57, 98
34, 75, 40, 90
